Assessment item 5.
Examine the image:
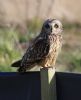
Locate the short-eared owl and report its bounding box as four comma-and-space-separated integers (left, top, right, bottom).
11, 19, 63, 72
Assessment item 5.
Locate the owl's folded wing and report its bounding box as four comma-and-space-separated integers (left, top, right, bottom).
20, 37, 50, 67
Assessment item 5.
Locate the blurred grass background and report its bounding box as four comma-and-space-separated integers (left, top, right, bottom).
0, 0, 81, 72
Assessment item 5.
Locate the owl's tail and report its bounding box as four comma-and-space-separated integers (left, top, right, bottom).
11, 60, 21, 67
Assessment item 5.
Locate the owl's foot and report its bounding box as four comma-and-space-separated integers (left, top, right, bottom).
41, 66, 53, 69
17, 67, 26, 73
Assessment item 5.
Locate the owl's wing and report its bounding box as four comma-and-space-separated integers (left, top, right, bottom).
21, 37, 50, 67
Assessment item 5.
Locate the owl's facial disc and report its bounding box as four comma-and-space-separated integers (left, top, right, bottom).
51, 19, 63, 34
44, 23, 52, 33
43, 19, 63, 35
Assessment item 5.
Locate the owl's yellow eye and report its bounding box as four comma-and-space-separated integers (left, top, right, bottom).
54, 24, 59, 28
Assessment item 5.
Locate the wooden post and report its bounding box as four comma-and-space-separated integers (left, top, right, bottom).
40, 68, 57, 100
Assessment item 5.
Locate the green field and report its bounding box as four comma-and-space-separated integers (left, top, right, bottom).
0, 19, 81, 72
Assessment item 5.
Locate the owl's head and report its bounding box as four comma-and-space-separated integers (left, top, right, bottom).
41, 19, 63, 35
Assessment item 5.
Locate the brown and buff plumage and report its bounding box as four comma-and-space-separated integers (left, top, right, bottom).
11, 19, 63, 72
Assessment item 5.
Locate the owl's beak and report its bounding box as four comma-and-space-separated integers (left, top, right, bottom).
50, 26, 52, 32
